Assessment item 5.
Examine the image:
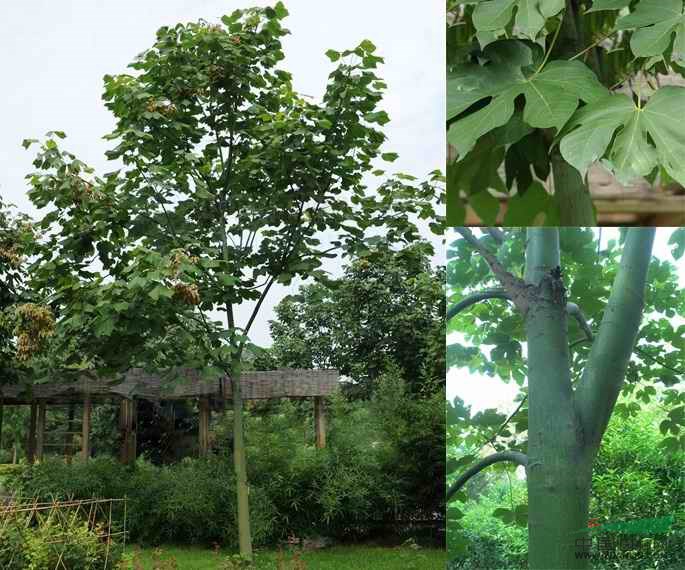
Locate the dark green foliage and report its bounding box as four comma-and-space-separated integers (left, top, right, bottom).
0, 200, 37, 383
448, 532, 526, 570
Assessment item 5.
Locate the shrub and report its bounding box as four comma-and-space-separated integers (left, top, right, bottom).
0, 520, 31, 569
0, 507, 122, 569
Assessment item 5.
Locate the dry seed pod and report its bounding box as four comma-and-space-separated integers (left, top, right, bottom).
173, 283, 201, 305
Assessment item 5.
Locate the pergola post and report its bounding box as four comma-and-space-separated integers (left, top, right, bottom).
36, 402, 46, 462
119, 398, 137, 465
0, 398, 4, 452
64, 403, 75, 462
314, 396, 326, 449
199, 397, 210, 457
27, 403, 37, 463
81, 396, 92, 461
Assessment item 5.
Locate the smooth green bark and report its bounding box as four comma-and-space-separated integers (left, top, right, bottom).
575, 229, 656, 452
230, 357, 253, 559
525, 229, 591, 570
551, 153, 596, 226
524, 229, 655, 569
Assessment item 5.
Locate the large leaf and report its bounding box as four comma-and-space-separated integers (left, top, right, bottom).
559, 87, 685, 185
447, 41, 607, 156
616, 0, 685, 64
470, 0, 565, 39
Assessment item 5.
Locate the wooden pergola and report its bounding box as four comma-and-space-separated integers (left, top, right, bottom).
0, 368, 338, 464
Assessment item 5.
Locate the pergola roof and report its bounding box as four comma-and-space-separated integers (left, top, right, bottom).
0, 368, 339, 405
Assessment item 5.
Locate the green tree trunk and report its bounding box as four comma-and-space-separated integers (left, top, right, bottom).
524, 228, 654, 569
231, 357, 253, 559
525, 229, 591, 569
551, 153, 596, 226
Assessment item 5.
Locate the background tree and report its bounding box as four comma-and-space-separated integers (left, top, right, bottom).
21, 4, 440, 559
269, 243, 446, 517
446, 228, 684, 569
447, 1, 685, 225
270, 240, 445, 399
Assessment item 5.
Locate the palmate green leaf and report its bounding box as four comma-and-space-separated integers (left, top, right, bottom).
447, 41, 607, 156
470, 0, 565, 39
616, 0, 685, 64
559, 87, 685, 185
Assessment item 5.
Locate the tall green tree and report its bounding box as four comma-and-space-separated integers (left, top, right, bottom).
447, 228, 685, 569
447, 1, 685, 225
270, 240, 445, 398
21, 5, 440, 558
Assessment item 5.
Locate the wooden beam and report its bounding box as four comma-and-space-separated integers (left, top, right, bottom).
27, 403, 37, 463
36, 402, 46, 462
82, 396, 92, 461
199, 397, 210, 457
314, 397, 326, 449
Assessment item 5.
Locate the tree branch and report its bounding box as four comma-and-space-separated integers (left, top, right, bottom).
447, 289, 512, 321
486, 227, 505, 244
447, 451, 529, 502
574, 228, 655, 452
455, 228, 531, 313
566, 302, 593, 342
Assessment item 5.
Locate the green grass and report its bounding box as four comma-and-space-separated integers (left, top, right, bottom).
122, 544, 448, 569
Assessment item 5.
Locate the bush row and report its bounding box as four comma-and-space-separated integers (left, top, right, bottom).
4, 381, 445, 547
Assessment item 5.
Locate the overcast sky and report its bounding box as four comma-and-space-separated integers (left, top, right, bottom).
0, 1, 444, 347
447, 228, 685, 413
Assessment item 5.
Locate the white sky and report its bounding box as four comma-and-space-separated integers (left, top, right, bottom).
447, 228, 685, 413
0, 1, 444, 347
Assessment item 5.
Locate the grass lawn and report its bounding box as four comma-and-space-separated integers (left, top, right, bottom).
123, 544, 447, 569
